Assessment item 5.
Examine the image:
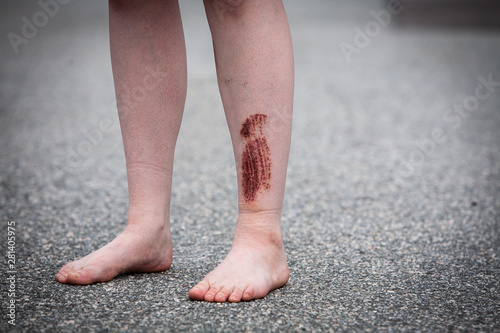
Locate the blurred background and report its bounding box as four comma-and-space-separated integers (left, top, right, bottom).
0, 0, 499, 331
393, 0, 500, 28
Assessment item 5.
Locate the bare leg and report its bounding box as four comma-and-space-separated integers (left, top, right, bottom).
189, 0, 294, 302
56, 0, 186, 285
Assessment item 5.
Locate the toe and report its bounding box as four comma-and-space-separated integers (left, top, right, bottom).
228, 287, 244, 303
66, 270, 84, 284
66, 267, 96, 285
55, 264, 74, 284
55, 274, 68, 284
204, 285, 222, 302
55, 270, 67, 283
242, 286, 256, 301
189, 280, 210, 301
214, 286, 234, 303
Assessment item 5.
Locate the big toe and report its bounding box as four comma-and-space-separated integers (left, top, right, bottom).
189, 280, 210, 301
65, 269, 89, 285
65, 266, 104, 285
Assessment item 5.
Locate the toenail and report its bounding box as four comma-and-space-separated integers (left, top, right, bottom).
70, 272, 79, 279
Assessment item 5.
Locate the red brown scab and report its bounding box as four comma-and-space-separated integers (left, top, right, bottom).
241, 114, 271, 203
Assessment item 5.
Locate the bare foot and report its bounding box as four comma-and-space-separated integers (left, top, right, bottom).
189, 216, 289, 302
55, 221, 172, 285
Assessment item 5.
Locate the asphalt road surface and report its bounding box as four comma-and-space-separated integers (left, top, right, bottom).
0, 0, 499, 331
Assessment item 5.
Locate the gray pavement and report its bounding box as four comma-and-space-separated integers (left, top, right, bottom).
1, 0, 499, 331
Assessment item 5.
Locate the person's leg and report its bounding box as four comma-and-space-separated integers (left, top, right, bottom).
189, 0, 294, 302
56, 0, 187, 285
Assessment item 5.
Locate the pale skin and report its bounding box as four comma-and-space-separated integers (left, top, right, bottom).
56, 0, 294, 303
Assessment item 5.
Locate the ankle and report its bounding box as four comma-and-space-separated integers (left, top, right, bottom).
125, 206, 170, 231
233, 209, 284, 249
238, 208, 282, 222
